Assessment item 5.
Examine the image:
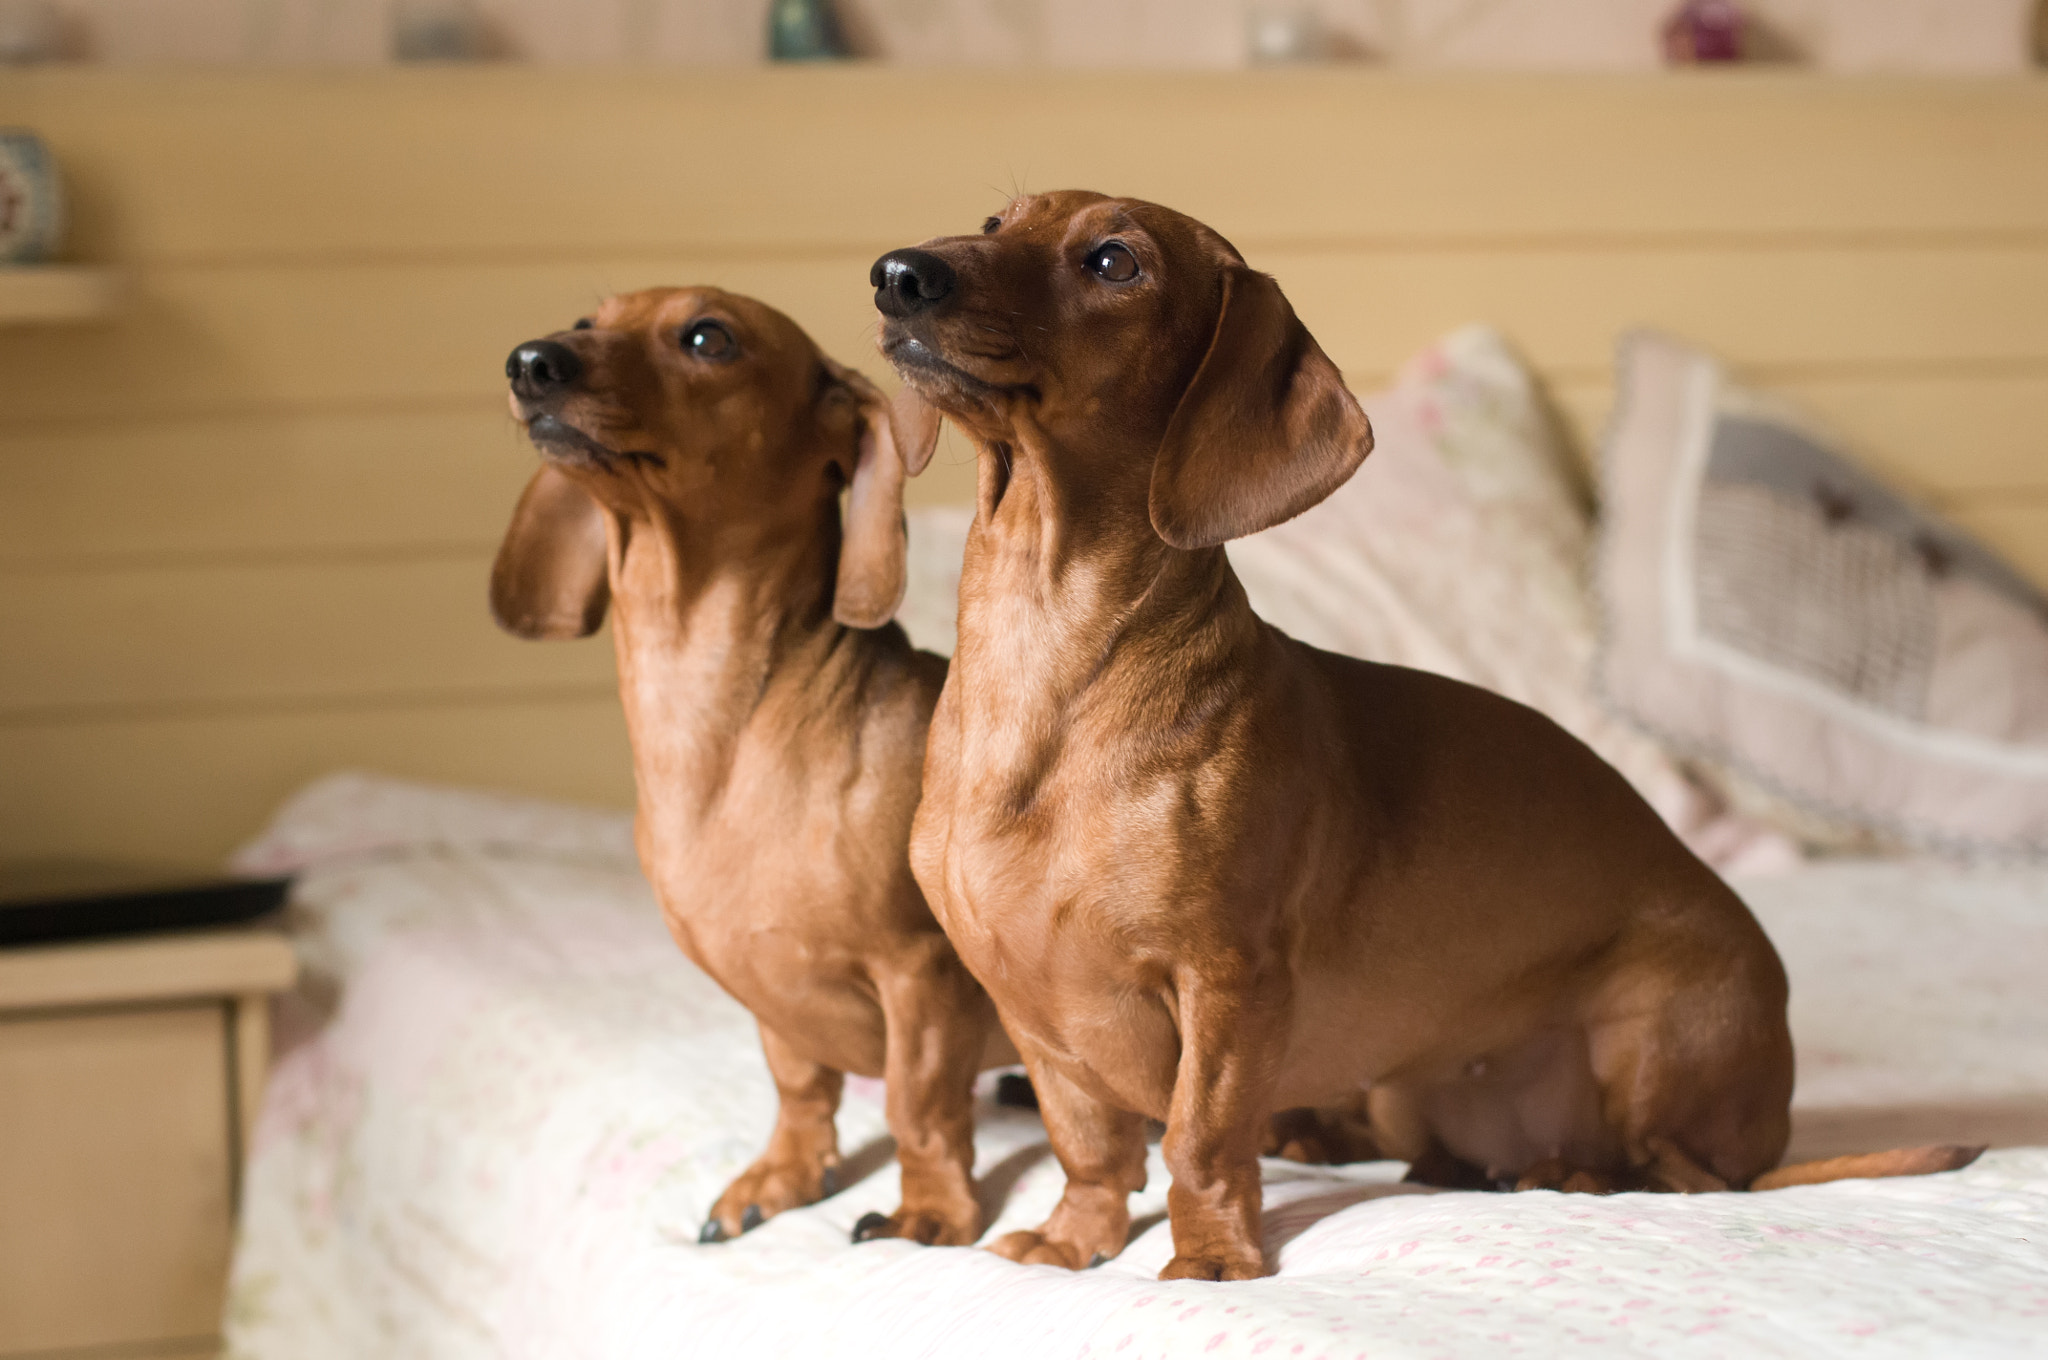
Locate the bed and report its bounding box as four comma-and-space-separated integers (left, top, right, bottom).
220, 773, 2048, 1359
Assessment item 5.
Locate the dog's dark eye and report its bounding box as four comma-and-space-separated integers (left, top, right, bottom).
572, 318, 593, 330
982, 215, 1002, 235
681, 319, 738, 362
1088, 241, 1139, 283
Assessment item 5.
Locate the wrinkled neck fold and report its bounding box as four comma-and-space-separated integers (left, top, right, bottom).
958, 416, 1250, 676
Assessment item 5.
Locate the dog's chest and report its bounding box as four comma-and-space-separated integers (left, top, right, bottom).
917, 652, 1218, 1022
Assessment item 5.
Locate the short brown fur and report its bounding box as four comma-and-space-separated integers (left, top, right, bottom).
873, 193, 1982, 1282
492, 287, 1006, 1246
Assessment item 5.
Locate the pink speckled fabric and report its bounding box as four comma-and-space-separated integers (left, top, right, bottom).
225, 776, 2048, 1359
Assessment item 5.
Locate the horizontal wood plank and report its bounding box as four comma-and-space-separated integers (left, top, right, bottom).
1275, 248, 2048, 392
0, 696, 634, 865
1, 248, 2046, 426
0, 556, 616, 717
0, 404, 536, 567
1548, 373, 2048, 497
4, 371, 2039, 570
1945, 500, 2048, 590
0, 266, 123, 327
6, 70, 2048, 264
0, 931, 296, 1014
0, 402, 980, 569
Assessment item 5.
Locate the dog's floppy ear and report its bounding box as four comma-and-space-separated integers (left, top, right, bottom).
1150, 266, 1374, 549
489, 463, 611, 639
889, 384, 943, 476
828, 363, 935, 629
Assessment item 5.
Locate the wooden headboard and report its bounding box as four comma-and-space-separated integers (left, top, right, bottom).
3, 69, 2043, 866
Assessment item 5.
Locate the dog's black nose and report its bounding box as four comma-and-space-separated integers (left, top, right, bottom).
871, 249, 955, 319
506, 339, 583, 397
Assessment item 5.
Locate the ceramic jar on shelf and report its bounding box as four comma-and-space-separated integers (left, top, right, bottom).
0, 129, 64, 265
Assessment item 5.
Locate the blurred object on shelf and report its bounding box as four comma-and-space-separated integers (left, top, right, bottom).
0, 129, 64, 265
1663, 0, 1746, 63
392, 0, 497, 62
0, 0, 2030, 71
769, 0, 851, 60
1247, 6, 1330, 64
0, 0, 60, 63
2035, 0, 2047, 65
1805, 0, 2032, 71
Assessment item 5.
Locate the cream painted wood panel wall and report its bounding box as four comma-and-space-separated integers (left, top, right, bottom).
1, 69, 2044, 865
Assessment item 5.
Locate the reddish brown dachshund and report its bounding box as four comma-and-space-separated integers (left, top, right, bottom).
870, 193, 1980, 1282
491, 286, 1011, 1247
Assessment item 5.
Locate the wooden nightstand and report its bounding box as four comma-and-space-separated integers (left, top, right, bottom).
0, 928, 296, 1360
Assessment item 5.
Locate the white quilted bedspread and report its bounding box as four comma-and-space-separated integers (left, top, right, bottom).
224, 775, 2048, 1359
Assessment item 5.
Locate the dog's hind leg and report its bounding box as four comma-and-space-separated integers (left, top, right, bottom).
703, 1023, 844, 1241
1403, 1143, 1497, 1190
1513, 1157, 1623, 1194
1642, 1135, 1729, 1192
854, 943, 993, 1247
1580, 937, 1795, 1196
1265, 1099, 1381, 1165
987, 1055, 1149, 1271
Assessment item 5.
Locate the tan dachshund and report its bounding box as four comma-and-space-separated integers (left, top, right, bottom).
491, 286, 1009, 1247
869, 193, 1982, 1282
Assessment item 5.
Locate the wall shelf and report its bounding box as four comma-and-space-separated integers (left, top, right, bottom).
0, 266, 121, 326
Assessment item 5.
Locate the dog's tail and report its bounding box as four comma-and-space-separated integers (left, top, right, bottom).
1749, 1143, 1985, 1191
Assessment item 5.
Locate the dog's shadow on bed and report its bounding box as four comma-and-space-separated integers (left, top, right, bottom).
1115, 1182, 1440, 1260
836, 1134, 907, 1193
827, 1123, 1062, 1228
973, 1140, 1062, 1226
847, 1093, 2048, 1259
1253, 1180, 1443, 1255
904, 1124, 1441, 1254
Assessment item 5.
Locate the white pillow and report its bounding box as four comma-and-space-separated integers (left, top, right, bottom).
1595, 330, 2048, 860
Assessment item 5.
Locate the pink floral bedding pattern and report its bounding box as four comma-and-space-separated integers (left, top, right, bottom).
224, 776, 2048, 1359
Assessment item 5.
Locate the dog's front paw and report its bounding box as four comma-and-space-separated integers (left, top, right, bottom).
1159, 1250, 1267, 1282
849, 1201, 981, 1247
986, 1228, 1101, 1270
702, 1154, 840, 1242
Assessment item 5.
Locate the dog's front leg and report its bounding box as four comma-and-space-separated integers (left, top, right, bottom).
703, 1023, 844, 1241
851, 941, 988, 1246
1158, 965, 1288, 1281
987, 1053, 1149, 1270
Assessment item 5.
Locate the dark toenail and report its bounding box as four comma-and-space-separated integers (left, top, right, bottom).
699, 1218, 728, 1244
1088, 1252, 1107, 1268
851, 1211, 891, 1243
820, 1165, 840, 1197
995, 1072, 1039, 1109
740, 1204, 763, 1232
